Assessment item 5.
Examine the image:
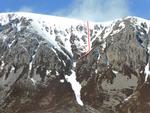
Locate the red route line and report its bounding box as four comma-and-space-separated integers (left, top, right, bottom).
87, 21, 91, 53
78, 21, 91, 60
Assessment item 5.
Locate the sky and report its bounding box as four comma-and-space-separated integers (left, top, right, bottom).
0, 0, 150, 21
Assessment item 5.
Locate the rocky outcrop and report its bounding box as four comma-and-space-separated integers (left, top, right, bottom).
0, 16, 75, 113
76, 18, 150, 113
0, 13, 150, 113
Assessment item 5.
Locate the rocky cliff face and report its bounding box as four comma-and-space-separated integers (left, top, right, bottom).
0, 13, 150, 113
77, 17, 150, 113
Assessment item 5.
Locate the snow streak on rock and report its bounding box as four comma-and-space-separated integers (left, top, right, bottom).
65, 62, 83, 106
144, 63, 150, 82
144, 47, 150, 82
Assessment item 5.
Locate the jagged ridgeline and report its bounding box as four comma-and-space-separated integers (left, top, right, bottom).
0, 12, 150, 113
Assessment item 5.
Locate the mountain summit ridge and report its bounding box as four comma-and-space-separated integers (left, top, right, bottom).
0, 12, 150, 57
0, 12, 150, 27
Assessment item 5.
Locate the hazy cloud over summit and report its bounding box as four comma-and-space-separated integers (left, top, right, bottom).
18, 6, 33, 12
54, 0, 130, 21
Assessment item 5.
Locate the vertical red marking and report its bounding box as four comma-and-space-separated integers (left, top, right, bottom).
87, 21, 90, 53
78, 21, 91, 59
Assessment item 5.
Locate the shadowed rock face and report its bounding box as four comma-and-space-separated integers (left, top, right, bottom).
0, 13, 150, 113
76, 19, 150, 113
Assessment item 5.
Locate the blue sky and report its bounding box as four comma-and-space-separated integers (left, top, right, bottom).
0, 0, 150, 21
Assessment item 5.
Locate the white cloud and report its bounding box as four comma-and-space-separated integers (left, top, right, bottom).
54, 0, 130, 21
18, 6, 33, 12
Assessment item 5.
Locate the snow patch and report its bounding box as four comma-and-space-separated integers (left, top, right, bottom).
10, 65, 15, 72
140, 71, 143, 74
95, 69, 98, 74
8, 40, 15, 48
16, 22, 21, 32
46, 70, 51, 75
124, 95, 132, 101
62, 61, 66, 66
147, 46, 150, 54
73, 62, 76, 67
111, 22, 125, 35
30, 78, 36, 85
119, 22, 125, 28
29, 62, 32, 71
29, 55, 35, 71
60, 79, 64, 83
102, 41, 106, 51
112, 70, 118, 74
0, 61, 5, 70
145, 47, 150, 82
65, 69, 83, 106
144, 63, 150, 82
56, 71, 59, 76
97, 52, 100, 60
112, 29, 121, 34
103, 21, 116, 39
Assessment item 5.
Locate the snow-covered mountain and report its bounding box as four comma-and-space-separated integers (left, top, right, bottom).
0, 12, 150, 113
